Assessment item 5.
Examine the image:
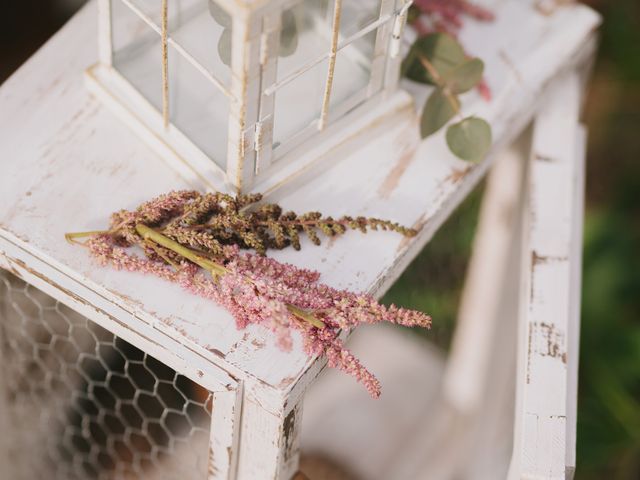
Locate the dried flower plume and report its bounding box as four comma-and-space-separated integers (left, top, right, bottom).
67, 191, 430, 398
105, 191, 416, 256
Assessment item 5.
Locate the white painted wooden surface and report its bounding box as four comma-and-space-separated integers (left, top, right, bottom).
508, 73, 586, 480
443, 130, 529, 416
300, 107, 586, 480
0, 1, 599, 478
341, 137, 531, 480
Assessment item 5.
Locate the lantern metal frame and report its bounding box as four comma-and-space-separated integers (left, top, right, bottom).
86, 0, 412, 193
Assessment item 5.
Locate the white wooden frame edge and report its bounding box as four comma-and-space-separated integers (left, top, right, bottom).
508, 72, 586, 480
0, 233, 244, 479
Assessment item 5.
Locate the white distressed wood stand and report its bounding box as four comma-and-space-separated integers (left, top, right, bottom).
0, 1, 599, 479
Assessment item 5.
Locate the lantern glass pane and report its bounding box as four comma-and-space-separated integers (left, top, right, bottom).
112, 0, 163, 112
170, 0, 233, 87
124, 0, 164, 24
119, 0, 232, 87
272, 59, 328, 147
271, 0, 383, 150
169, 45, 230, 168
340, 0, 383, 37
276, 0, 332, 81
270, 0, 329, 146
329, 29, 378, 115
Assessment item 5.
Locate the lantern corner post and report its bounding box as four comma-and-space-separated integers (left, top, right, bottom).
97, 0, 113, 67
226, 6, 263, 192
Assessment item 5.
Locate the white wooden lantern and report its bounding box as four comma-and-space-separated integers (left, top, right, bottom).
87, 0, 411, 192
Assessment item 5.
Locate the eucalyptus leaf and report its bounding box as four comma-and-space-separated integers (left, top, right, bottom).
446, 117, 492, 162
421, 88, 460, 138
402, 33, 467, 85
444, 58, 484, 94
406, 4, 421, 24
279, 10, 298, 57
209, 0, 231, 28
218, 28, 232, 66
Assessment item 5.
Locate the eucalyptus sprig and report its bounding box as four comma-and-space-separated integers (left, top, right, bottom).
403, 33, 493, 162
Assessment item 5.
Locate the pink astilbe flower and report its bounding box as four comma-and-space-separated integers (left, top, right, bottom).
87, 234, 180, 282
68, 190, 429, 398
304, 327, 382, 398
84, 232, 431, 398
412, 0, 494, 35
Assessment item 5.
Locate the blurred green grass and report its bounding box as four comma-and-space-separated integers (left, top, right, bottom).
384, 1, 640, 478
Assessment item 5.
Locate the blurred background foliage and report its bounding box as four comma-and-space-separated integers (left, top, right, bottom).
0, 0, 638, 478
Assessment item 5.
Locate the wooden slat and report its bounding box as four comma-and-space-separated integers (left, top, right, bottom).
209, 388, 243, 480
97, 0, 112, 66
508, 73, 585, 480
0, 237, 237, 396
236, 395, 303, 480
443, 134, 528, 415
254, 10, 281, 174
565, 124, 586, 478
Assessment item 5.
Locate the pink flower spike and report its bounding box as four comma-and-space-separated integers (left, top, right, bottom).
76, 205, 431, 399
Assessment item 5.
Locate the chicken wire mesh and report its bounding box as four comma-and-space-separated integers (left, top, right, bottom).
0, 270, 213, 480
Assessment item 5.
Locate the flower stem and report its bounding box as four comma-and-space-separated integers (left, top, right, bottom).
135, 224, 326, 329
136, 224, 227, 275
65, 230, 112, 244
287, 305, 326, 329
418, 54, 443, 85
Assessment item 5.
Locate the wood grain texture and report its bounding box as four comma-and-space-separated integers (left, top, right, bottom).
508, 73, 586, 480
0, 0, 599, 407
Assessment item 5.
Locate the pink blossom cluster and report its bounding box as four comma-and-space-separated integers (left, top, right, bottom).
86, 234, 431, 398
412, 0, 494, 36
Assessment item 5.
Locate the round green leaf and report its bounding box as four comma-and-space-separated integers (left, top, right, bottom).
279, 10, 299, 57
402, 33, 467, 85
218, 28, 232, 66
421, 88, 460, 138
446, 117, 492, 162
444, 58, 484, 94
209, 0, 232, 28
407, 4, 420, 24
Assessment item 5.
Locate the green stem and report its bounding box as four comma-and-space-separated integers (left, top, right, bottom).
418, 54, 443, 86
65, 230, 112, 244
417, 54, 462, 119
287, 305, 326, 329
136, 224, 227, 275
144, 239, 181, 270
135, 224, 326, 329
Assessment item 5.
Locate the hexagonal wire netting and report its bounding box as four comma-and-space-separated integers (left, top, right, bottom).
0, 270, 213, 480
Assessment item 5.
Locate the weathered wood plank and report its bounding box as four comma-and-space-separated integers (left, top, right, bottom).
210, 388, 243, 480
565, 125, 586, 477
442, 134, 529, 415
508, 73, 585, 480
0, 0, 599, 404
236, 394, 303, 480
